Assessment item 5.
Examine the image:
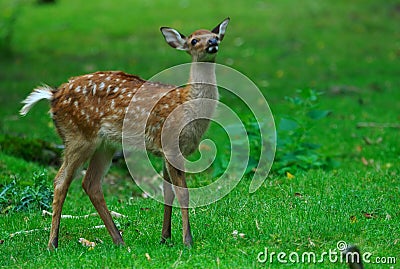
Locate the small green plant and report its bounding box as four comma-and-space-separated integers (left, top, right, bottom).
211, 89, 336, 178
0, 170, 53, 213
274, 89, 337, 175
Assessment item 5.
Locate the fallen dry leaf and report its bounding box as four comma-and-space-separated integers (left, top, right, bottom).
363, 212, 374, 219
145, 253, 151, 261
308, 238, 315, 247
363, 136, 373, 145
361, 157, 369, 166
78, 238, 96, 248
350, 215, 357, 223
232, 230, 245, 239
110, 211, 127, 218
286, 172, 295, 179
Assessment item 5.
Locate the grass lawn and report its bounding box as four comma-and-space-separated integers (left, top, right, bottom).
0, 0, 399, 268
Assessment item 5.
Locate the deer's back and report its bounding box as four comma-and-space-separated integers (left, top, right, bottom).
50, 71, 194, 154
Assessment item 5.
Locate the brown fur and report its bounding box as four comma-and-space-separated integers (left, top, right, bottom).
51, 71, 190, 153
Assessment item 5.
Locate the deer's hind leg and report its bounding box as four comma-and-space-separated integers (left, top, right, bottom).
48, 140, 96, 249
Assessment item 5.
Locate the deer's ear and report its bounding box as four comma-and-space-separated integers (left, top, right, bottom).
211, 17, 230, 41
160, 27, 188, 51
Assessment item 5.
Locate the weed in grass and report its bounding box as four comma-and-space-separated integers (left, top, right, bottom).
213, 89, 338, 178
0, 170, 52, 213
274, 89, 339, 175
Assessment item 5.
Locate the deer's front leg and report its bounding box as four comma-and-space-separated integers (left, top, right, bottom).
165, 159, 193, 247
161, 162, 175, 243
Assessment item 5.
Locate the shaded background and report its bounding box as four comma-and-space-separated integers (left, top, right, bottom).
1, 0, 399, 144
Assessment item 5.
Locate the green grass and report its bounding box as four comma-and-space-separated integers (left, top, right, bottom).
1, 0, 399, 268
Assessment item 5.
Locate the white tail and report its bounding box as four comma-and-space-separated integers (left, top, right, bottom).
20, 18, 230, 249
20, 86, 53, 116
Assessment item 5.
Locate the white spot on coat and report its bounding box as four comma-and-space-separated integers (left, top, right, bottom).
99, 82, 105, 90
93, 84, 97, 95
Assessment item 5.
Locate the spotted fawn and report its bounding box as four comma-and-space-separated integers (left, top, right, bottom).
20, 18, 230, 249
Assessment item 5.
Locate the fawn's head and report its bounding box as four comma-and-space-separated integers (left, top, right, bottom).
161, 18, 230, 62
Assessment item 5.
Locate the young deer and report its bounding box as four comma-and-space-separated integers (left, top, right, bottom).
20, 18, 230, 249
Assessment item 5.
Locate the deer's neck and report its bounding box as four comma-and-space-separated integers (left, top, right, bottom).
188, 62, 218, 101
178, 62, 219, 156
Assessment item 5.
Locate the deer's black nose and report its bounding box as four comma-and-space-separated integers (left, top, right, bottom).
208, 38, 218, 46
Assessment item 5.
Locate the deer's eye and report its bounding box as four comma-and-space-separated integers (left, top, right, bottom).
191, 39, 198, 46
